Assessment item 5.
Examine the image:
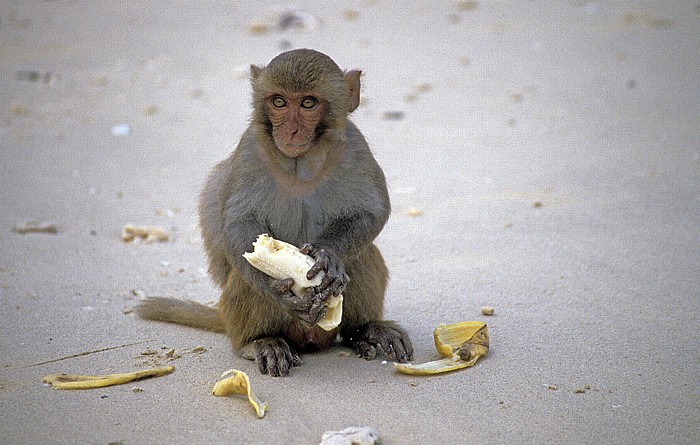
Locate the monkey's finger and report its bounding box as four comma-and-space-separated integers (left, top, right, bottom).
299, 243, 316, 256
327, 273, 348, 297
307, 256, 328, 280
285, 293, 314, 313
271, 277, 295, 294
305, 295, 327, 323
303, 287, 318, 304
311, 305, 328, 324
318, 272, 345, 298
319, 273, 335, 293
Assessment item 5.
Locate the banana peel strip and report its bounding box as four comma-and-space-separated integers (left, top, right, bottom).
394, 321, 489, 375
42, 366, 175, 390
212, 369, 268, 419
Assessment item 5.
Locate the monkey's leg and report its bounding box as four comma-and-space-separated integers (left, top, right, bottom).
340, 245, 414, 363
220, 271, 302, 376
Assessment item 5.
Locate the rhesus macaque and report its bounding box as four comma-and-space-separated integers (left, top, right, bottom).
136, 49, 413, 376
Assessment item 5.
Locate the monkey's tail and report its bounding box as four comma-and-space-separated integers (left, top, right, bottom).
134, 297, 226, 333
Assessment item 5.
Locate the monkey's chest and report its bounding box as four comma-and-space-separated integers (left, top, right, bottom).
266, 197, 327, 246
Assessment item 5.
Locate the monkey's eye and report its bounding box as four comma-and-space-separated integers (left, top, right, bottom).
271, 96, 287, 108
300, 97, 318, 109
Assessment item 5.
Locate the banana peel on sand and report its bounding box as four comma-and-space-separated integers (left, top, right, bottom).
394, 321, 489, 375
212, 369, 268, 419
42, 366, 175, 389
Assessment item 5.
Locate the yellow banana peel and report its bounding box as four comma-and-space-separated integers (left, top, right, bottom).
394, 321, 489, 375
212, 369, 268, 419
42, 366, 175, 389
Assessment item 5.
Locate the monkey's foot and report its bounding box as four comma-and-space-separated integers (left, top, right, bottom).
344, 321, 414, 363
243, 337, 302, 377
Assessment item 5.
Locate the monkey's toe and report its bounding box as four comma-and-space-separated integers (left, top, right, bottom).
351, 339, 377, 360
348, 321, 414, 363
253, 337, 299, 377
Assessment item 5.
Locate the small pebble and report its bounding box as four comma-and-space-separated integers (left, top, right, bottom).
481, 306, 495, 316
382, 111, 405, 121
111, 124, 132, 137
342, 10, 360, 21
15, 70, 40, 82
405, 208, 423, 217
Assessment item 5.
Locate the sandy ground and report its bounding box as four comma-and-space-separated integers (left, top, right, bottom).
1, 1, 698, 444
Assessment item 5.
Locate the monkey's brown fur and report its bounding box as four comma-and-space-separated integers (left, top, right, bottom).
136, 49, 412, 376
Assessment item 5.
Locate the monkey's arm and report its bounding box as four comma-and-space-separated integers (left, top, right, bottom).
303, 205, 390, 297
313, 127, 392, 259
314, 209, 389, 258
304, 145, 391, 295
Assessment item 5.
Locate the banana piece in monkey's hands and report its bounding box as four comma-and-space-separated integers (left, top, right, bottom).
42, 366, 175, 389
243, 234, 343, 331
212, 369, 268, 419
394, 322, 489, 375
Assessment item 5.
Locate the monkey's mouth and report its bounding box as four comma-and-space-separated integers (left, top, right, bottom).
279, 142, 312, 158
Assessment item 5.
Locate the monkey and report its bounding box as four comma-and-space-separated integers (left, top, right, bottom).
135, 49, 413, 376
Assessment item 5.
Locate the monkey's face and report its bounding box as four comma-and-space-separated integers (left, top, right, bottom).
266, 93, 326, 158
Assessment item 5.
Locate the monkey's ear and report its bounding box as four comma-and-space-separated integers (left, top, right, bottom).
250, 64, 264, 80
344, 70, 362, 112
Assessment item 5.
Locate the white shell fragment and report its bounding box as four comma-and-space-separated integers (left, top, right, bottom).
320, 426, 380, 445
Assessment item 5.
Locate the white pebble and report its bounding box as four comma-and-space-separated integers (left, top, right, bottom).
111, 124, 132, 137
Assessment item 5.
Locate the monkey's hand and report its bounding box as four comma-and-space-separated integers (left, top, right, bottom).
345, 321, 414, 363
300, 243, 349, 299
251, 337, 302, 377
270, 277, 328, 324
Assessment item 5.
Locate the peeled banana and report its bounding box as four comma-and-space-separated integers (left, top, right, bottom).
243, 234, 343, 331
212, 369, 268, 419
42, 366, 175, 389
394, 322, 489, 375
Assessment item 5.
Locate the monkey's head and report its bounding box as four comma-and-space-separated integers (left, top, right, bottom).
250, 49, 362, 158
